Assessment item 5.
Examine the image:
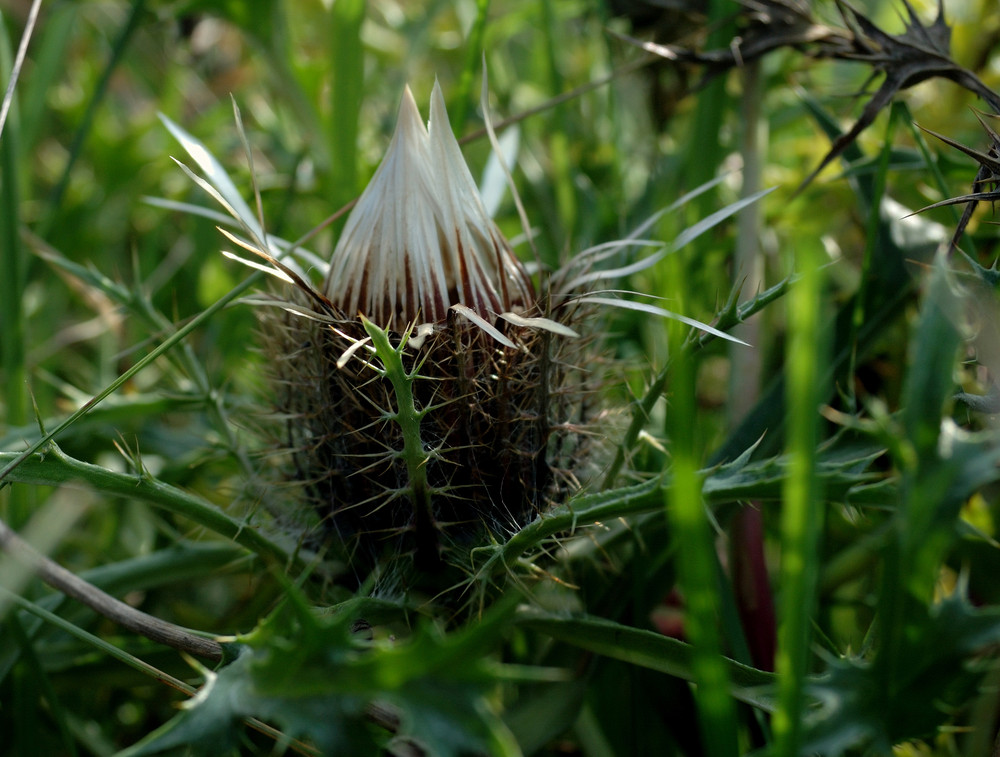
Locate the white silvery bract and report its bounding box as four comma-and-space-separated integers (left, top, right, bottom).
326, 82, 535, 330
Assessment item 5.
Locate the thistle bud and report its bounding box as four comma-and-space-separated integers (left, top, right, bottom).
259, 83, 587, 586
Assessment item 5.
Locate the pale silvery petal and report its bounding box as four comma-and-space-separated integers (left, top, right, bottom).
324, 82, 535, 329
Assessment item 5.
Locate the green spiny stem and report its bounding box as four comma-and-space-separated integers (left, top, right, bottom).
491, 443, 877, 573
0, 446, 297, 568
602, 276, 793, 488
361, 319, 437, 564
0, 269, 264, 486
490, 476, 664, 569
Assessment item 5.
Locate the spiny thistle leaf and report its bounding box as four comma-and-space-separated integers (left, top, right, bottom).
617, 0, 1000, 193
489, 443, 883, 569
916, 111, 1000, 249
802, 595, 1000, 756
120, 595, 520, 757
800, 0, 1000, 189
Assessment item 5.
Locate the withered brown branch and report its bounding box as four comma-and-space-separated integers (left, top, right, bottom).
800, 0, 1000, 189
915, 112, 1000, 250
0, 515, 225, 662
615, 0, 1000, 193
610, 0, 850, 79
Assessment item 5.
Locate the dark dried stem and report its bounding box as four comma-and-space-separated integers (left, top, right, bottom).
0, 515, 224, 662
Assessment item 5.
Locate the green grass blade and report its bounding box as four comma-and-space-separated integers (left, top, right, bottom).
327, 0, 365, 211
6, 615, 78, 757
772, 241, 826, 757
0, 7, 32, 531
0, 9, 28, 439
845, 103, 900, 411
666, 254, 738, 754
0, 587, 197, 694
681, 0, 734, 217
14, 2, 74, 155
452, 0, 491, 131
44, 0, 146, 222
538, 0, 576, 244
517, 610, 776, 710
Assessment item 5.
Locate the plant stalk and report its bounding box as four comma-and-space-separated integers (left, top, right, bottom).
0, 516, 224, 662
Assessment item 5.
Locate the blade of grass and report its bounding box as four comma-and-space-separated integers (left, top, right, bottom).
0, 0, 41, 141
730, 57, 766, 420
1, 585, 200, 692
452, 0, 491, 131
43, 0, 146, 225
682, 0, 734, 221
665, 252, 738, 755
539, 0, 576, 248
6, 615, 77, 757
15, 2, 75, 155
845, 102, 901, 412
0, 7, 33, 526
0, 10, 30, 529
327, 0, 364, 212
772, 240, 826, 757
517, 610, 776, 710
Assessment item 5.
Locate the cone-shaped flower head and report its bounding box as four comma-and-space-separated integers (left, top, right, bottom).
247, 82, 591, 593
325, 82, 535, 328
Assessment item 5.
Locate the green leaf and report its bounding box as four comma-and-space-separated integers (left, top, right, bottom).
516, 609, 776, 712
802, 596, 1000, 756
120, 592, 520, 756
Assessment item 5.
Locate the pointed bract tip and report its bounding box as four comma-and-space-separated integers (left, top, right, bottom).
324, 83, 535, 331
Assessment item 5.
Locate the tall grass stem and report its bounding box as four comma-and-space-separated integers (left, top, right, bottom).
772, 241, 826, 756
666, 255, 738, 755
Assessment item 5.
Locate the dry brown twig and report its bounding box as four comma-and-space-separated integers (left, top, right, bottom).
0, 515, 225, 662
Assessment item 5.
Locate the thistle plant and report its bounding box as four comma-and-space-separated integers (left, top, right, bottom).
232, 83, 593, 589
187, 79, 747, 596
